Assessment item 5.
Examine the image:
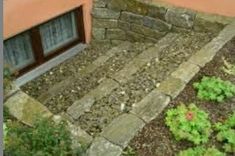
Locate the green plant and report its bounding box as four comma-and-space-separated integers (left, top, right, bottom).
165, 103, 212, 145
122, 146, 137, 156
221, 57, 235, 76
3, 106, 11, 122
178, 146, 225, 156
193, 76, 235, 102
3, 123, 8, 148
4, 118, 73, 156
3, 64, 14, 93
215, 112, 235, 153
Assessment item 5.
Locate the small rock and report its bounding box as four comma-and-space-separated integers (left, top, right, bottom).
155, 58, 159, 62
132, 103, 136, 108
156, 83, 160, 88
120, 103, 126, 111
120, 91, 126, 95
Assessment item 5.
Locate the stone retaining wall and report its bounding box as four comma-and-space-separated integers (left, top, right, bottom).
92, 0, 230, 44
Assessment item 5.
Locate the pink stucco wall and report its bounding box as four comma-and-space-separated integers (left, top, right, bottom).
159, 0, 235, 17
4, 0, 93, 43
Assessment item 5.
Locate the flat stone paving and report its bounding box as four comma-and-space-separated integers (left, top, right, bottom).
19, 24, 235, 155
76, 31, 216, 136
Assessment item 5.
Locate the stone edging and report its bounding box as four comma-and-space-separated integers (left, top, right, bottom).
4, 89, 94, 151
86, 20, 235, 156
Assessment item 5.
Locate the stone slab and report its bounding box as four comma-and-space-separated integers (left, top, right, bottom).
131, 89, 170, 123
68, 122, 93, 148
165, 8, 196, 28
126, 31, 146, 42
92, 8, 120, 19
193, 15, 224, 33
106, 29, 126, 40
93, 18, 118, 29
171, 61, 200, 83
118, 21, 131, 31
4, 91, 53, 126
143, 16, 171, 32
147, 5, 167, 20
120, 11, 143, 25
101, 113, 145, 148
94, 0, 107, 8
92, 28, 106, 40
67, 79, 119, 120
189, 21, 235, 67
67, 96, 95, 120
111, 33, 179, 83
130, 24, 166, 39
108, 0, 127, 11
125, 0, 149, 15
87, 137, 122, 156
158, 76, 185, 99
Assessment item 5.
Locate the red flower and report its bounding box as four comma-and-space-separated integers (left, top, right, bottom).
186, 111, 194, 121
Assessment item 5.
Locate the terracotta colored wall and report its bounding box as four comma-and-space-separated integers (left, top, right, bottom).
158, 0, 235, 17
4, 0, 93, 43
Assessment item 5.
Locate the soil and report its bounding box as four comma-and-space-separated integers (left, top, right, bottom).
76, 31, 217, 136
128, 37, 235, 156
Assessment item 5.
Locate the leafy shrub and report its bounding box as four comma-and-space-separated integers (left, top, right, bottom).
165, 103, 212, 144
178, 146, 225, 156
193, 76, 235, 102
215, 112, 235, 153
4, 118, 73, 156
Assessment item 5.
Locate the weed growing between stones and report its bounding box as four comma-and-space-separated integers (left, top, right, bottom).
122, 146, 137, 156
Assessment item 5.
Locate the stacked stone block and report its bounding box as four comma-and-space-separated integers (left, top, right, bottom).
92, 0, 225, 43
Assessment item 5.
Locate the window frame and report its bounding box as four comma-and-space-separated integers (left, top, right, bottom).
4, 6, 85, 76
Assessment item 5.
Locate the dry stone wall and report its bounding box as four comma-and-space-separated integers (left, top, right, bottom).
92, 0, 226, 43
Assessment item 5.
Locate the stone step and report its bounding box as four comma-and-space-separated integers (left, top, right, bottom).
76, 31, 216, 136
37, 42, 132, 103
110, 33, 180, 84
67, 33, 180, 120
4, 91, 53, 126
44, 42, 153, 113
67, 78, 119, 120
21, 43, 113, 99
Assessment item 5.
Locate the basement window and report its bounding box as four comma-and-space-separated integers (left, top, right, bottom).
3, 7, 85, 75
